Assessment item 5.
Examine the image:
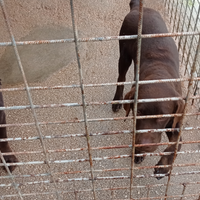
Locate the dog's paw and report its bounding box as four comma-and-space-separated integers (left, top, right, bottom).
154, 165, 169, 180
2, 154, 18, 172
134, 156, 144, 164
112, 103, 122, 112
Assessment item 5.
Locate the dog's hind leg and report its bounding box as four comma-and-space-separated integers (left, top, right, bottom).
154, 122, 182, 180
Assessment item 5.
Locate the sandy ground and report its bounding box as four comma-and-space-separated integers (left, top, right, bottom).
0, 0, 200, 199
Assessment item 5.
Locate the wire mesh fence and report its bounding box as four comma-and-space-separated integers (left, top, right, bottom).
166, 0, 200, 99
0, 0, 200, 199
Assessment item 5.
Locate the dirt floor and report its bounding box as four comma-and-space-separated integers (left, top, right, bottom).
0, 0, 200, 199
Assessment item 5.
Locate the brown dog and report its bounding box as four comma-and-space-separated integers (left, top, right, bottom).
0, 82, 18, 172
112, 0, 184, 179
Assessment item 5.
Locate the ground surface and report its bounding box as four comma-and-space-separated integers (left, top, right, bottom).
0, 0, 200, 200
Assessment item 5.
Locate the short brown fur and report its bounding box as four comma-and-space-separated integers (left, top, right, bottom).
112, 0, 184, 179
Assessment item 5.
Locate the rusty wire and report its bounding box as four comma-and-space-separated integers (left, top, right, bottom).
174, 0, 184, 39
0, 77, 200, 94
1, 144, 200, 160
180, 183, 187, 200
0, 158, 200, 181
130, 0, 144, 198
0, 151, 23, 199
0, 0, 200, 199
1, 183, 200, 200
0, 0, 61, 199
169, 0, 176, 24
0, 109, 200, 130
184, 1, 200, 75
164, 18, 200, 200
178, 0, 190, 51
70, 0, 97, 199
1, 176, 200, 199
1, 170, 200, 189
181, 0, 196, 65
1, 127, 200, 147
0, 31, 200, 47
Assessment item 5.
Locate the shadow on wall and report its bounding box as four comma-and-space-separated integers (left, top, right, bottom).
0, 25, 85, 86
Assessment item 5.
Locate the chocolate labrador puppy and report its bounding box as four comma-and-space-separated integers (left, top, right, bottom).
112, 0, 184, 179
0, 82, 18, 172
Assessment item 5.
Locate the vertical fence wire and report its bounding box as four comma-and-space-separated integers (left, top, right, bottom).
164, 0, 168, 7
70, 0, 97, 199
0, 1, 61, 199
74, 191, 78, 200
0, 0, 199, 199
175, 0, 184, 34
164, 35, 200, 200
0, 151, 23, 200
146, 185, 151, 199
169, 0, 176, 23
178, 1, 189, 51
184, 2, 200, 76
172, 0, 180, 32
130, 0, 144, 198
181, 0, 196, 65
180, 183, 187, 200
111, 190, 114, 200
167, 0, 171, 14
188, 4, 200, 101
171, 0, 179, 32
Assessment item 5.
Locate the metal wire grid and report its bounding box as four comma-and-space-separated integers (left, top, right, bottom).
165, 0, 200, 97
0, 0, 199, 199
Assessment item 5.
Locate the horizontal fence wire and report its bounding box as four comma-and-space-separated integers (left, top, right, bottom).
0, 95, 200, 113
0, 151, 23, 199
0, 0, 200, 199
1, 185, 200, 200
0, 0, 61, 199
1, 143, 200, 158
0, 77, 200, 93
0, 32, 200, 47
0, 167, 200, 183
1, 170, 200, 188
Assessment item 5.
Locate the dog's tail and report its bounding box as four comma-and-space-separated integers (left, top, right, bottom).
129, 0, 140, 10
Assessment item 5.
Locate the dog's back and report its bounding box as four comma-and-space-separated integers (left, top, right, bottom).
120, 0, 179, 79
128, 0, 168, 34
112, 0, 182, 113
